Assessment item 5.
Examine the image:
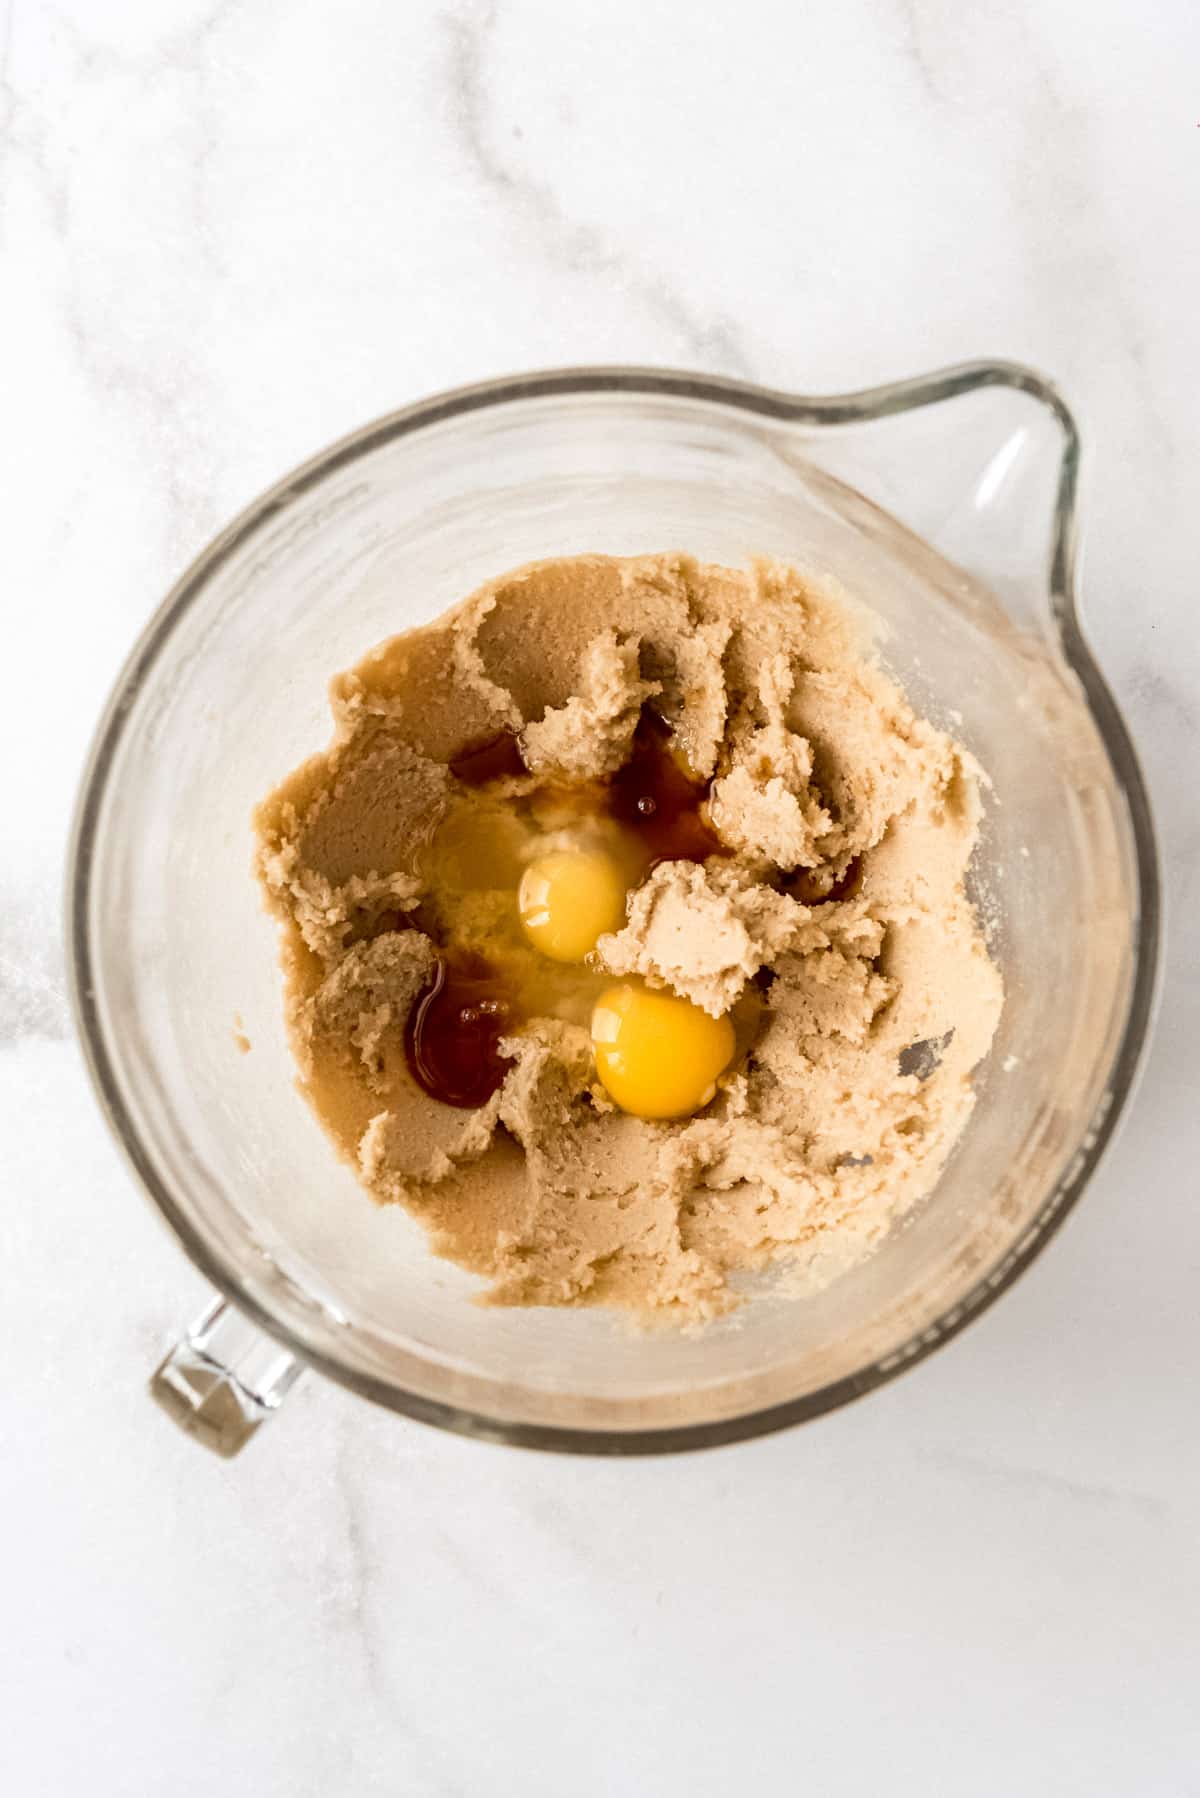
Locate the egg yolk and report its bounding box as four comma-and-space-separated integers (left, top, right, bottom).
518, 848, 627, 963
590, 983, 736, 1120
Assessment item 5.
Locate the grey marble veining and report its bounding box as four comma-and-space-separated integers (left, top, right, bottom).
442, 1, 755, 373
3, 1, 1199, 1793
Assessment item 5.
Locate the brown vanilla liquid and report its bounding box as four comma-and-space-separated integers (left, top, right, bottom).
405, 709, 846, 1108
404, 952, 517, 1110
607, 709, 727, 871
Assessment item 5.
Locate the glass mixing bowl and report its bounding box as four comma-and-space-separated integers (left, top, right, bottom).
68, 364, 1159, 1457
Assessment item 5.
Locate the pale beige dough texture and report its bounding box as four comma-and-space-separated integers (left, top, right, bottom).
255, 553, 1003, 1321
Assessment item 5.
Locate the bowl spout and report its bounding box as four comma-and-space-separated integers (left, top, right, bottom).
770, 360, 1082, 645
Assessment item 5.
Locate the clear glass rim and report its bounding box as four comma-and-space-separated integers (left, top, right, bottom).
67, 360, 1162, 1454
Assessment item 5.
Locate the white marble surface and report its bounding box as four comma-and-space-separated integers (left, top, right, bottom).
3, 1, 1198, 1792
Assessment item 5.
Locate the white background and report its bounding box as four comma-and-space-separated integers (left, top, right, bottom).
3, 2, 1198, 1793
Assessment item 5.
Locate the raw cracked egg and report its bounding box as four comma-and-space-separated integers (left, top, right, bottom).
590, 982, 735, 1121
518, 847, 627, 963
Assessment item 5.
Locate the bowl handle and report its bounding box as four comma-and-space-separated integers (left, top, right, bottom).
150, 1296, 304, 1457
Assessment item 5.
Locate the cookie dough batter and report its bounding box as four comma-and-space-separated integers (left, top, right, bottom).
255, 554, 1002, 1320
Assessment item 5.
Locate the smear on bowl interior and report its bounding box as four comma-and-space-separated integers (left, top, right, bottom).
254, 554, 1003, 1321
